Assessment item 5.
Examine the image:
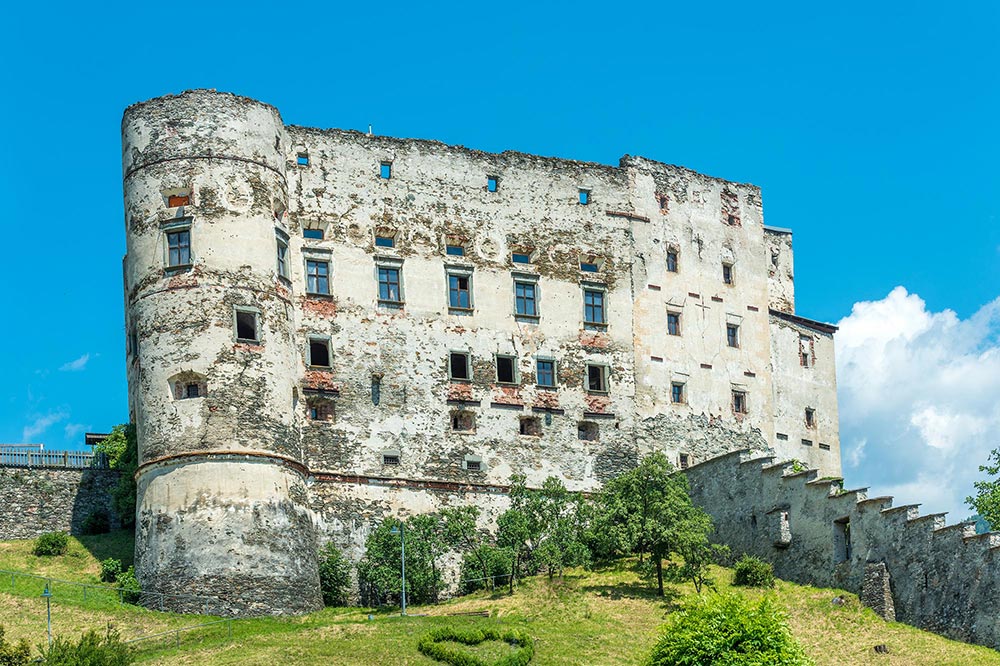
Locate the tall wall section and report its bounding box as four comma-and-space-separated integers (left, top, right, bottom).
0, 467, 120, 540
122, 91, 322, 615
686, 450, 1000, 649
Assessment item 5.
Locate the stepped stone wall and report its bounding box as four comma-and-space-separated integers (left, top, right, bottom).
686, 450, 1000, 649
0, 467, 121, 540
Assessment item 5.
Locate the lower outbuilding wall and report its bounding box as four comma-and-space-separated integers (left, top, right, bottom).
0, 466, 121, 540
685, 450, 1000, 649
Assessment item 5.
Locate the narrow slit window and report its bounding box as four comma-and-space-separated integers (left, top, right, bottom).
306, 260, 330, 294
727, 324, 740, 348
276, 237, 289, 278
732, 390, 747, 414
309, 338, 331, 368
679, 453, 690, 470
449, 352, 471, 381
235, 309, 259, 343
805, 408, 816, 427
586, 364, 608, 393
671, 382, 685, 404
380, 162, 392, 179
579, 189, 591, 205
723, 263, 734, 285
668, 312, 681, 336
496, 355, 517, 384
666, 250, 678, 273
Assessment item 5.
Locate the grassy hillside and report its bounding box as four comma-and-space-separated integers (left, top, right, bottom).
1, 532, 997, 665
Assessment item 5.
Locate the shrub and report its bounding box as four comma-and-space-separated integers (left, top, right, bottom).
42, 627, 133, 666
100, 558, 123, 583
417, 626, 533, 666
317, 543, 351, 606
733, 554, 775, 588
459, 545, 513, 594
81, 510, 111, 536
646, 593, 813, 666
33, 531, 69, 556
0, 625, 31, 666
116, 567, 142, 605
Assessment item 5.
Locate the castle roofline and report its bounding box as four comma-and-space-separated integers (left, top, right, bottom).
121, 89, 284, 127
769, 308, 838, 335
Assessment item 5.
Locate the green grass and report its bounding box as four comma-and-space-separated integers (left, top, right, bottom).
0, 532, 997, 665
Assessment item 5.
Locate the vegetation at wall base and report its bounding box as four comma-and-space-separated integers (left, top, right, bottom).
317, 543, 351, 607
733, 554, 776, 588
100, 558, 123, 584
418, 626, 534, 666
32, 531, 69, 557
116, 567, 141, 605
42, 626, 133, 665
95, 424, 138, 529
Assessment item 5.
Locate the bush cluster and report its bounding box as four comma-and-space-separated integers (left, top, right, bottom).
459, 545, 513, 594
42, 627, 133, 666
417, 626, 533, 666
646, 593, 812, 666
116, 567, 142, 605
317, 543, 351, 607
0, 625, 31, 666
100, 558, 123, 583
33, 531, 69, 556
733, 555, 775, 588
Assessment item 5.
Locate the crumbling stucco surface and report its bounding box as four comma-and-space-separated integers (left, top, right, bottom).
122, 89, 841, 615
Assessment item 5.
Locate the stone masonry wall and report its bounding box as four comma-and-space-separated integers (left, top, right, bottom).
686, 450, 1000, 649
0, 466, 121, 540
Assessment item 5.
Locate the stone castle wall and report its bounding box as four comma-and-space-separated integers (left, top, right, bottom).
0, 466, 121, 540
686, 450, 1000, 649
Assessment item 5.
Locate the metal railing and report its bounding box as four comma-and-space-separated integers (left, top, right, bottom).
125, 619, 234, 651
0, 450, 109, 470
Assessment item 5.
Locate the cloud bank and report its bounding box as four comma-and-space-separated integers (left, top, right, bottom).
836, 287, 1000, 520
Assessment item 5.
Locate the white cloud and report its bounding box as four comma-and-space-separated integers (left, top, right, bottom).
63, 422, 89, 440
59, 354, 90, 372
836, 287, 1000, 520
22, 411, 69, 442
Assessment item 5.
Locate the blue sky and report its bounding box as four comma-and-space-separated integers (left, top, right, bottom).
0, 2, 997, 518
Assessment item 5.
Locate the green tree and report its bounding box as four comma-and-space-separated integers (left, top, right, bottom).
669, 508, 730, 594
966, 447, 1000, 530
441, 506, 499, 591
97, 424, 138, 528
317, 542, 352, 606
357, 515, 447, 607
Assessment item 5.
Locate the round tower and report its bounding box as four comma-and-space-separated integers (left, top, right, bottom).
122, 90, 321, 615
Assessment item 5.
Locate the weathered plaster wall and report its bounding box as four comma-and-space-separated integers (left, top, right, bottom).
0, 467, 121, 540
686, 451, 1000, 649
764, 227, 795, 313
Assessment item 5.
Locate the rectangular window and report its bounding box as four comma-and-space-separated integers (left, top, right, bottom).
167, 194, 190, 207
451, 411, 475, 432
235, 309, 259, 343
383, 454, 400, 466
671, 382, 685, 404
515, 281, 538, 317
732, 390, 747, 414
380, 162, 392, 179
536, 359, 556, 387
800, 335, 813, 368
487, 176, 498, 192
448, 274, 472, 310
579, 188, 590, 205
466, 459, 482, 472
378, 267, 401, 303
578, 421, 599, 441
801, 439, 813, 447
668, 312, 681, 336
805, 408, 816, 427
449, 352, 471, 381
511, 252, 532, 264
303, 228, 324, 240
308, 338, 331, 368
679, 453, 690, 470
586, 364, 608, 393
375, 235, 395, 248
580, 261, 599, 273
727, 324, 740, 348
666, 251, 678, 273
276, 238, 289, 278
167, 229, 191, 267
296, 153, 309, 166
723, 263, 734, 285
496, 355, 517, 384
520, 417, 542, 437
584, 288, 606, 325
185, 383, 200, 399
306, 260, 330, 294
446, 244, 465, 256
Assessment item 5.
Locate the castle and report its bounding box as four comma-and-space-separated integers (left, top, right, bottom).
120, 89, 842, 615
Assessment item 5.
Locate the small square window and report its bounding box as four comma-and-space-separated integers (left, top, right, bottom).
308, 401, 334, 422
380, 162, 392, 179
308, 338, 331, 368
727, 324, 740, 348
449, 352, 471, 381
668, 312, 681, 336
383, 454, 400, 466
520, 417, 542, 437
375, 235, 396, 248
235, 309, 259, 343
466, 459, 482, 472
166, 229, 191, 267
451, 411, 475, 432
579, 189, 591, 205
586, 364, 608, 393
723, 263, 734, 285
496, 355, 517, 384
732, 390, 747, 414
671, 382, 685, 404
805, 408, 816, 427
666, 251, 678, 273
185, 383, 200, 399
487, 176, 498, 192
306, 260, 330, 295
679, 453, 690, 470
303, 228, 324, 240
536, 359, 556, 387
727, 213, 738, 226
446, 244, 465, 256
511, 252, 532, 264
297, 153, 309, 166
578, 421, 599, 441
580, 261, 600, 273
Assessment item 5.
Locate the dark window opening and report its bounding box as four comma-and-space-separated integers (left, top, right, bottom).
496, 355, 516, 384
802, 439, 813, 447
805, 408, 816, 427
466, 459, 482, 472
185, 383, 200, 399
732, 390, 747, 414
309, 339, 331, 367
512, 252, 531, 264
487, 176, 498, 192
587, 364, 607, 392
536, 359, 556, 387
679, 453, 690, 470
727, 213, 738, 226
375, 235, 395, 248
667, 312, 681, 336
383, 454, 400, 466
723, 263, 734, 285
303, 228, 324, 240
450, 352, 471, 380
520, 417, 542, 437
727, 324, 740, 348
666, 251, 678, 273
446, 244, 465, 256
235, 310, 258, 342
671, 382, 685, 404
834, 517, 852, 563
578, 421, 599, 441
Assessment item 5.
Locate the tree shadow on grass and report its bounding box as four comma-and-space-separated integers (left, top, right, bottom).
77, 529, 135, 569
